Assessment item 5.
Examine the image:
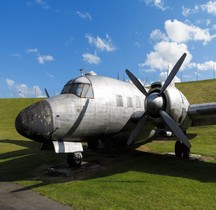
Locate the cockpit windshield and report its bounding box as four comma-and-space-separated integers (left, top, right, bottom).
61, 77, 94, 98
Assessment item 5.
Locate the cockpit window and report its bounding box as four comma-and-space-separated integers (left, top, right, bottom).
61, 77, 94, 98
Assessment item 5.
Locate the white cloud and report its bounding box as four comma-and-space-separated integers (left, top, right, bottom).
182, 5, 199, 17
46, 72, 55, 79
143, 18, 216, 83
6, 78, 44, 98
86, 34, 116, 52
188, 60, 216, 71
35, 0, 50, 10
27, 48, 54, 64
150, 29, 168, 42
11, 53, 22, 58
33, 85, 44, 97
182, 1, 216, 17
142, 68, 156, 73
82, 53, 101, 64
6, 79, 15, 87
159, 71, 181, 83
201, 1, 216, 16
139, 41, 192, 71
27, 48, 39, 53
37, 55, 54, 64
165, 19, 216, 45
143, 0, 168, 11
150, 19, 216, 45
77, 11, 92, 21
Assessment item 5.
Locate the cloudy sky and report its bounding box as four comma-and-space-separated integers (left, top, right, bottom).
1, 0, 216, 97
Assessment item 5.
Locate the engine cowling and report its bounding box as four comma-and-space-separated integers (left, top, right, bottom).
145, 82, 192, 131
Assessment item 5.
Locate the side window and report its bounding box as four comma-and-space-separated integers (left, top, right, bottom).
127, 97, 133, 107
61, 85, 70, 93
76, 84, 83, 97
116, 95, 123, 107
81, 84, 94, 98
136, 96, 141, 108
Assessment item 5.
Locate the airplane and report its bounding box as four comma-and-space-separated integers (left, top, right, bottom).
15, 53, 216, 167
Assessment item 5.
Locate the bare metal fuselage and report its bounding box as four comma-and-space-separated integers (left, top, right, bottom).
15, 55, 216, 165
15, 73, 194, 148
48, 75, 145, 144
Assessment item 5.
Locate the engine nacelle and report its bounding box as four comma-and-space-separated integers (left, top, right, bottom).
146, 82, 192, 131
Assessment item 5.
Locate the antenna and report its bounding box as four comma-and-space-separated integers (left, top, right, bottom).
80, 68, 87, 77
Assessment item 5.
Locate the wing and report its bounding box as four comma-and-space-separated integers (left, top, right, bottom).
188, 102, 216, 126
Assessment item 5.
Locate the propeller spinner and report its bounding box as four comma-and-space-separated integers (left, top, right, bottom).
126, 53, 191, 148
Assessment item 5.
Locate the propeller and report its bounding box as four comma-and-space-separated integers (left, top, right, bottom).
126, 69, 148, 96
159, 53, 187, 96
126, 53, 191, 148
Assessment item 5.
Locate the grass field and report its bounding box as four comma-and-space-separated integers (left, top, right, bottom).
1, 80, 216, 209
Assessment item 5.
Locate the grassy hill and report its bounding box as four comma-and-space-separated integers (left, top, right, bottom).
176, 79, 216, 104
1, 80, 216, 210
0, 98, 41, 140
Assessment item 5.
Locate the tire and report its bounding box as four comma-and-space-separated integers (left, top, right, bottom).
182, 144, 190, 159
67, 153, 82, 167
175, 141, 183, 158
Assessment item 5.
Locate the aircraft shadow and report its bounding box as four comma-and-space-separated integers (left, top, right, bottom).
0, 138, 215, 192
86, 147, 216, 183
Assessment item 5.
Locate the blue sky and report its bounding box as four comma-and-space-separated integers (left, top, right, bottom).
1, 0, 216, 97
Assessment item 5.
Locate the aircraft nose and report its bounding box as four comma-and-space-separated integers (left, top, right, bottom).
15, 100, 54, 142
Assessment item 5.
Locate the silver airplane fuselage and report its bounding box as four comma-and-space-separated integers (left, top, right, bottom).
48, 75, 145, 144
15, 53, 216, 166
15, 72, 191, 148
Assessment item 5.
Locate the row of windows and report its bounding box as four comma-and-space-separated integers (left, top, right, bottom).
116, 95, 141, 108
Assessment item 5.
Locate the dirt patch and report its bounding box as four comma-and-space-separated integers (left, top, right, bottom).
45, 161, 104, 181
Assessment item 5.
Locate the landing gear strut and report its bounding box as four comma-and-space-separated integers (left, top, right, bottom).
175, 141, 190, 159
67, 153, 82, 167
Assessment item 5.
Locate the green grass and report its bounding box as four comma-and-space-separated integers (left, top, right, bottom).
15, 149, 216, 209
176, 79, 216, 104
1, 80, 216, 210
34, 169, 216, 210
0, 98, 66, 180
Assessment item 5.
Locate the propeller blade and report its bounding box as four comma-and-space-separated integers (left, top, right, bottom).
126, 69, 148, 96
159, 53, 187, 95
44, 88, 50, 98
159, 110, 191, 148
127, 112, 148, 145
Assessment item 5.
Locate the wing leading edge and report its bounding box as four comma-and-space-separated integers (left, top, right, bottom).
188, 102, 216, 126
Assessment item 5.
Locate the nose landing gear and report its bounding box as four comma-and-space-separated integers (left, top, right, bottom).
67, 153, 83, 167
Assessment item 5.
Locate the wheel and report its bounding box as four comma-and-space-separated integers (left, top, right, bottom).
67, 153, 82, 167
182, 144, 190, 159
175, 141, 183, 158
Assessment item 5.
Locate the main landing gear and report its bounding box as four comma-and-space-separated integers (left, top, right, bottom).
175, 141, 190, 159
67, 152, 83, 167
